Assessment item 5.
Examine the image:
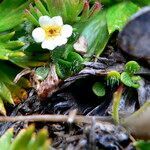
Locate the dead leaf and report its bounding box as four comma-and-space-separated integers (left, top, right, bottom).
35, 64, 61, 99
14, 68, 32, 83
73, 36, 88, 55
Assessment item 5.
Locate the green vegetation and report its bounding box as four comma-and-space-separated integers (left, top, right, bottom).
0, 0, 149, 148
0, 125, 50, 150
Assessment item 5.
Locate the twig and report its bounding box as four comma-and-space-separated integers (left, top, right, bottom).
0, 115, 113, 124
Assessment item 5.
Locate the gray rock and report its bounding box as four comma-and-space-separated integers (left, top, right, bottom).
118, 7, 150, 64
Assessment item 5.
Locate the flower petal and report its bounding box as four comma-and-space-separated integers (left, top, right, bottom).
61, 25, 73, 38
39, 16, 52, 27
54, 36, 67, 46
51, 16, 63, 26
41, 39, 57, 50
32, 27, 45, 43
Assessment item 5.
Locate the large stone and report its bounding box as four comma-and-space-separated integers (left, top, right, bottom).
118, 7, 150, 64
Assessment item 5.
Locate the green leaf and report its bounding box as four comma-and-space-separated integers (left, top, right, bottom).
106, 71, 120, 87
0, 32, 26, 62
0, 49, 10, 60
10, 125, 34, 150
120, 72, 140, 88
125, 61, 141, 75
0, 32, 15, 42
0, 62, 20, 82
0, 62, 30, 112
0, 49, 25, 61
24, 9, 39, 26
0, 31, 25, 48
131, 0, 150, 7
9, 56, 46, 68
51, 47, 68, 63
35, 129, 49, 148
52, 46, 84, 79
0, 128, 14, 150
80, 11, 109, 58
67, 52, 83, 63
131, 75, 141, 81
45, 0, 84, 23
134, 140, 150, 150
35, 67, 49, 81
0, 41, 25, 50
67, 51, 84, 72
106, 1, 139, 34
28, 129, 49, 150
0, 81, 14, 104
90, 0, 122, 6
0, 0, 32, 32
29, 4, 39, 19
56, 59, 72, 79
92, 82, 106, 97
35, 0, 49, 16
0, 126, 50, 150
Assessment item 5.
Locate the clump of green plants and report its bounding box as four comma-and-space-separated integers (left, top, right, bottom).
121, 61, 141, 88
0, 125, 50, 150
92, 61, 141, 123
112, 61, 141, 124
0, 0, 150, 148
0, 0, 144, 114
92, 61, 141, 97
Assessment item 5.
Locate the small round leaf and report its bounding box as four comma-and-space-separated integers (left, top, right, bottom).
125, 61, 141, 74
121, 72, 140, 88
92, 82, 106, 97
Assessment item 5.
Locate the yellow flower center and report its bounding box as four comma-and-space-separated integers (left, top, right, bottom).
44, 26, 61, 38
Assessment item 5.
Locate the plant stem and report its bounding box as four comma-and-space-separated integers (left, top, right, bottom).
112, 84, 124, 124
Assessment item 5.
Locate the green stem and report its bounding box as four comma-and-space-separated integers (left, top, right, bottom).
112, 84, 124, 124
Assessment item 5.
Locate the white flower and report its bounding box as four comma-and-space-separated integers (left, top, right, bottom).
32, 16, 73, 50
